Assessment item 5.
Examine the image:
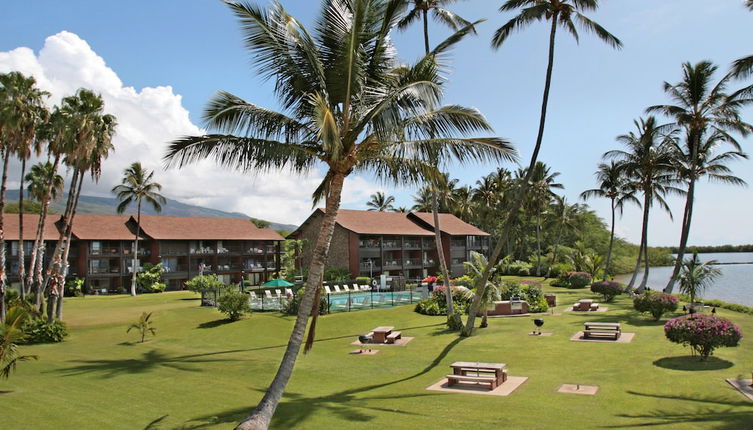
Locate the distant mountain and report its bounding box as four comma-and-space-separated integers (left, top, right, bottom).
4, 190, 298, 232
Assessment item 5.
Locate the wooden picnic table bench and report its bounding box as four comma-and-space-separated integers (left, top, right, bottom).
583, 322, 621, 340
450, 361, 507, 385
446, 374, 499, 390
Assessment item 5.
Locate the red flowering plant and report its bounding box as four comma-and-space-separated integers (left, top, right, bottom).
664, 314, 742, 360
634, 291, 679, 320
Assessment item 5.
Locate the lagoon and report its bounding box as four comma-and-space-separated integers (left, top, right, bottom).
615, 252, 753, 307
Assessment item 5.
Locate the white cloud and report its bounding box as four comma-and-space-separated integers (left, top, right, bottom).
0, 31, 382, 226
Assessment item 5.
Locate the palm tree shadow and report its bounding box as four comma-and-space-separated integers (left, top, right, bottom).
196, 319, 234, 329
602, 390, 753, 429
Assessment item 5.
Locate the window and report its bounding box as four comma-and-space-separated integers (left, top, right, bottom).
91, 241, 102, 255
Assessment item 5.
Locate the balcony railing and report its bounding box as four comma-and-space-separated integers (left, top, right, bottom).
190, 247, 216, 255
404, 260, 421, 267
359, 240, 380, 248
383, 241, 400, 249
89, 267, 120, 275
403, 240, 421, 249
163, 264, 188, 273
91, 247, 120, 255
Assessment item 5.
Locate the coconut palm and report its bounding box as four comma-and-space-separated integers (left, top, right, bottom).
580, 161, 640, 280
127, 311, 157, 343
605, 117, 682, 293
647, 61, 753, 293
730, 1, 753, 79
677, 252, 722, 307
462, 250, 501, 328
398, 0, 474, 53
411, 186, 434, 212
0, 72, 49, 318
45, 89, 117, 321
112, 162, 166, 296
163, 2, 515, 428
365, 191, 396, 211
546, 195, 580, 275
464, 0, 622, 334
24, 161, 64, 300
0, 305, 37, 379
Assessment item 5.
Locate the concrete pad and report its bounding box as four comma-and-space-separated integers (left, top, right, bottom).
557, 384, 599, 395
487, 313, 531, 318
426, 376, 528, 396
349, 349, 380, 355
350, 336, 414, 347
569, 331, 635, 343
528, 332, 553, 337
564, 307, 609, 313
726, 378, 753, 402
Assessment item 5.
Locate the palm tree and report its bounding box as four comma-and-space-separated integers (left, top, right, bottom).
677, 252, 722, 307
398, 1, 473, 53
411, 186, 434, 212
365, 191, 396, 211
580, 161, 639, 280
465, 0, 622, 334
730, 1, 753, 79
546, 195, 580, 275
517, 162, 562, 276
647, 61, 753, 293
0, 72, 49, 318
112, 162, 166, 296
24, 162, 64, 300
462, 250, 501, 328
45, 89, 117, 321
163, 2, 515, 428
605, 117, 682, 293
127, 311, 157, 343
1, 305, 37, 379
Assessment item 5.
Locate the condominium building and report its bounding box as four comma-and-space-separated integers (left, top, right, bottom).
4, 214, 284, 293
292, 209, 490, 279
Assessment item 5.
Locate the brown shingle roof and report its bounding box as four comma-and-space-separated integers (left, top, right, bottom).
136, 215, 284, 241
409, 212, 489, 236
70, 215, 141, 240
3, 214, 62, 240
299, 209, 434, 236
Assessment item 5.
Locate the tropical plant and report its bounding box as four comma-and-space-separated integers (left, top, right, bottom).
605, 117, 682, 292
664, 314, 742, 360
466, 0, 622, 335
185, 274, 225, 294
217, 291, 252, 322
730, 1, 753, 79
567, 272, 592, 289
127, 312, 157, 343
580, 161, 639, 279
365, 191, 396, 211
676, 252, 722, 307
112, 162, 166, 296
0, 305, 37, 378
634, 290, 679, 321
136, 263, 167, 293
518, 162, 563, 276
22, 318, 68, 343
545, 195, 579, 275
590, 281, 622, 302
647, 61, 753, 293
398, 0, 473, 53
462, 251, 501, 328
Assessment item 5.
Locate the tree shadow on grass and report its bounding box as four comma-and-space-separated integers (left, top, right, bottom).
50, 349, 248, 378
0, 390, 13, 394
653, 355, 734, 371
196, 319, 234, 329
603, 391, 753, 429
180, 298, 201, 301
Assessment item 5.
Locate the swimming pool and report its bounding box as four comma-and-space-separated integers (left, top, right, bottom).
327, 291, 418, 311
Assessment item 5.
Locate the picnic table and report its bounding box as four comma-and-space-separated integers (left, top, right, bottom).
583, 322, 621, 339
371, 326, 399, 343
448, 361, 507, 390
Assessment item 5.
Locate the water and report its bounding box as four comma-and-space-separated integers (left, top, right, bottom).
615, 252, 753, 307
326, 291, 416, 310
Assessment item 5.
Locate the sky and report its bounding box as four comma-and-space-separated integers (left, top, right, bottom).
0, 0, 751, 246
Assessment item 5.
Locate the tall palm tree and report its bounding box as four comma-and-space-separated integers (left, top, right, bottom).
163, 2, 515, 428
730, 1, 753, 79
546, 194, 580, 275
365, 191, 396, 211
580, 161, 639, 280
465, 0, 621, 334
411, 186, 434, 212
647, 61, 753, 293
605, 117, 682, 293
24, 161, 64, 300
0, 72, 49, 319
112, 162, 166, 296
45, 89, 117, 321
517, 161, 562, 276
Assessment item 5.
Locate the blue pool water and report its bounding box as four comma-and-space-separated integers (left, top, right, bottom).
327, 291, 416, 308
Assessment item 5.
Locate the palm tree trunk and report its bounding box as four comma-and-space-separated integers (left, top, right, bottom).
535, 209, 542, 277
463, 15, 559, 336
637, 224, 651, 293
131, 199, 142, 296
433, 193, 454, 317
626, 195, 650, 292
603, 198, 616, 281
549, 225, 564, 278
664, 177, 695, 293
56, 172, 85, 320
422, 9, 430, 55
0, 150, 10, 322
235, 171, 346, 430
32, 156, 59, 309
17, 158, 27, 299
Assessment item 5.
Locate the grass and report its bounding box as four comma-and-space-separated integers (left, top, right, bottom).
2, 282, 752, 429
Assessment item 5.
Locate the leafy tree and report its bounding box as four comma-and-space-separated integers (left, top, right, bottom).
127, 312, 157, 343
250, 218, 271, 229
186, 274, 225, 294
466, 0, 622, 335
217, 291, 252, 321
365, 191, 396, 211
164, 2, 514, 427
136, 263, 166, 293
647, 61, 753, 293
677, 252, 722, 306
0, 305, 37, 378
112, 162, 166, 296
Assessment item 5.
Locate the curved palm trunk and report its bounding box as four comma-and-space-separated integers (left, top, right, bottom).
603, 199, 616, 281
131, 199, 142, 296
627, 193, 650, 293
463, 15, 559, 336
29, 156, 60, 305
535, 209, 542, 277
17, 159, 27, 299
236, 172, 346, 430
637, 229, 650, 293
0, 151, 10, 322
56, 172, 85, 320
422, 9, 430, 55
665, 178, 695, 293
433, 193, 454, 317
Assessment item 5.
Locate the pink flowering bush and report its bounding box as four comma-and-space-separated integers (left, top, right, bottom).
590, 281, 623, 302
634, 291, 679, 320
664, 314, 742, 360
567, 272, 592, 289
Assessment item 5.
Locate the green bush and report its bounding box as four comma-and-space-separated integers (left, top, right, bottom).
548, 262, 573, 278
414, 299, 442, 316
355, 276, 371, 286
283, 289, 329, 316
664, 314, 742, 359
591, 281, 623, 302
4, 289, 20, 305
186, 274, 225, 293
499, 260, 533, 276
549, 277, 570, 288
567, 272, 592, 289
676, 295, 753, 315
136, 263, 166, 293
634, 291, 679, 320
64, 278, 84, 297
500, 281, 548, 313
217, 291, 252, 321
23, 319, 68, 344
324, 267, 351, 282
432, 286, 472, 314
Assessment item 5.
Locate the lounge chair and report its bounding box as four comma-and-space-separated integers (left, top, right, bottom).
249, 291, 259, 301
352, 283, 360, 291
284, 288, 293, 297
334, 298, 352, 311
264, 290, 274, 300
274, 289, 282, 298
342, 285, 351, 292
334, 285, 342, 293
324, 285, 333, 294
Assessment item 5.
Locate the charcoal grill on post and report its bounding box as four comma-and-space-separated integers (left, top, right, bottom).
357, 334, 373, 353
532, 318, 544, 335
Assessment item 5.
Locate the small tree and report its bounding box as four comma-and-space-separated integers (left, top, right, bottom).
591, 281, 623, 302
664, 314, 742, 360
634, 291, 679, 320
677, 252, 721, 307
217, 291, 252, 321
136, 263, 166, 293
127, 312, 156, 343
567, 272, 592, 289
186, 274, 225, 294
1, 306, 37, 378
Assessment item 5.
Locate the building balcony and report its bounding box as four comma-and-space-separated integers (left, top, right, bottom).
190, 247, 216, 255
404, 260, 421, 268
89, 267, 121, 275
382, 241, 401, 249
163, 264, 188, 273
403, 240, 421, 249
91, 247, 121, 256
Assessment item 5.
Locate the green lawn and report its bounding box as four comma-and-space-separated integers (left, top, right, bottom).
2, 283, 752, 429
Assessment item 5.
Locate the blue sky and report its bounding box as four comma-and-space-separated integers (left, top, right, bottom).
1, 0, 752, 246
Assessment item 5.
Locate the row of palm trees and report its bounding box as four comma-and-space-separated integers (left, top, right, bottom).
0, 72, 117, 322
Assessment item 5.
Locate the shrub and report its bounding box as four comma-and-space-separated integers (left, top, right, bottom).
432, 286, 472, 314
499, 260, 533, 276
591, 281, 623, 302
548, 262, 573, 278
676, 295, 753, 316
323, 267, 351, 282
664, 314, 742, 359
355, 276, 371, 286
634, 291, 679, 320
567, 272, 592, 289
498, 281, 548, 313
23, 319, 68, 344
414, 299, 442, 316
283, 289, 329, 316
549, 277, 570, 288
217, 291, 252, 321
186, 274, 225, 293
136, 263, 166, 293
64, 278, 84, 297
3, 289, 20, 305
